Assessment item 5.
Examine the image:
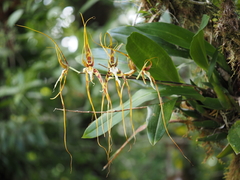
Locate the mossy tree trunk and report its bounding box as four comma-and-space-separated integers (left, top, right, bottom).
141, 0, 240, 179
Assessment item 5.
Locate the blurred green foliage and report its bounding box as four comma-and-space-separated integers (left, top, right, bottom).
0, 0, 230, 180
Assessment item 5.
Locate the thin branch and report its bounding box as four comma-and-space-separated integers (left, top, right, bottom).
202, 113, 222, 124
54, 106, 148, 114
188, 0, 211, 5
103, 123, 147, 170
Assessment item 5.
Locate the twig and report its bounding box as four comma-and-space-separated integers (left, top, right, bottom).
54, 106, 148, 114
188, 0, 211, 5
103, 123, 147, 170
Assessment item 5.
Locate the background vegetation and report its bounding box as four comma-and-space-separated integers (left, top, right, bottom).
1, 0, 240, 180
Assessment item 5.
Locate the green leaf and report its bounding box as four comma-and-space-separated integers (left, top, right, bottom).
207, 49, 219, 80
190, 30, 208, 71
134, 22, 194, 49
190, 14, 230, 73
109, 21, 230, 73
146, 98, 177, 145
197, 132, 227, 142
109, 25, 189, 58
217, 143, 234, 158
193, 120, 220, 129
126, 32, 181, 82
181, 109, 201, 119
82, 89, 157, 138
109, 26, 142, 44
7, 9, 24, 27
159, 85, 205, 101
211, 79, 232, 109
228, 120, 240, 155
201, 97, 224, 110
198, 14, 210, 32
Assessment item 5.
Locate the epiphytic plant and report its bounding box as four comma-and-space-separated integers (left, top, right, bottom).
19, 5, 240, 178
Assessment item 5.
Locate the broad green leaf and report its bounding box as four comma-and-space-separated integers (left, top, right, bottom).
211, 79, 232, 109
134, 22, 194, 49
146, 98, 177, 145
129, 82, 205, 102
190, 14, 210, 71
193, 120, 220, 129
109, 23, 193, 49
193, 14, 228, 72
198, 14, 210, 32
197, 132, 227, 142
201, 97, 224, 110
207, 50, 219, 80
82, 89, 157, 138
109, 21, 230, 73
190, 30, 208, 71
126, 32, 181, 82
135, 21, 218, 63
217, 144, 234, 158
82, 83, 206, 139
109, 26, 142, 44
109, 26, 189, 58
181, 109, 201, 119
7, 9, 24, 27
159, 85, 205, 101
85, 83, 208, 139
228, 120, 240, 155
